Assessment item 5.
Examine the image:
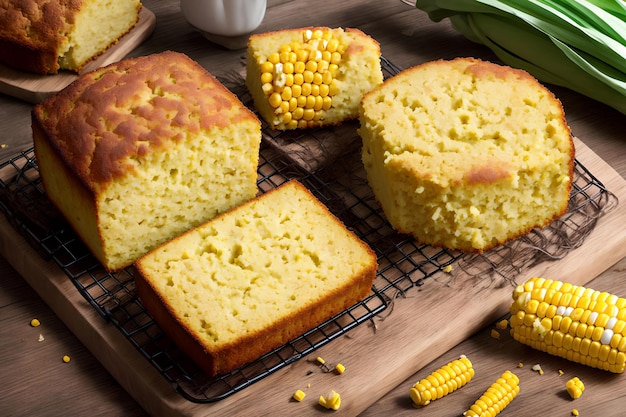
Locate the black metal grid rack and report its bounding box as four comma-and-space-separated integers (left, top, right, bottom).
0, 58, 617, 402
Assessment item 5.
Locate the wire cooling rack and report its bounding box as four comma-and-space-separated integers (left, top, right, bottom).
0, 58, 618, 402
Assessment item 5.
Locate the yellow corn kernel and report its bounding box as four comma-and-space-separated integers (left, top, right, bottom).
62, 355, 71, 363
256, 27, 346, 129
463, 370, 520, 417
409, 355, 474, 407
30, 318, 41, 327
566, 377, 584, 399
571, 409, 579, 416
510, 277, 626, 373
490, 329, 501, 340
335, 363, 346, 374
316, 356, 326, 365
319, 390, 341, 410
293, 389, 306, 402
496, 319, 508, 330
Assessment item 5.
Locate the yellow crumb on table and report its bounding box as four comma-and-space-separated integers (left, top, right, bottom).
335, 363, 346, 374
30, 318, 41, 327
292, 389, 306, 402
443, 265, 453, 273
319, 390, 341, 410
531, 363, 544, 375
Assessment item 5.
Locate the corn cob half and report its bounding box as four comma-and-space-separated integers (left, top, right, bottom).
409, 355, 475, 406
463, 370, 520, 417
510, 277, 626, 373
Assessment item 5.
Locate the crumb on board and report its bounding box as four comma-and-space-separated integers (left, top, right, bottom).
443, 265, 453, 273
38, 334, 44, 342
531, 363, 544, 375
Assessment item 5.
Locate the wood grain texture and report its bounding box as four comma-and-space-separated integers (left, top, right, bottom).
0, 0, 624, 416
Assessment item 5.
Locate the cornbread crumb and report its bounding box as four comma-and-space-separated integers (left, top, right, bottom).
359, 57, 574, 252
33, 51, 261, 271
134, 180, 377, 376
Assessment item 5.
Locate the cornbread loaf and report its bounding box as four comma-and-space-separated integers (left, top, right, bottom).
134, 180, 378, 376
33, 51, 262, 271
0, 0, 142, 74
246, 26, 383, 130
359, 57, 575, 252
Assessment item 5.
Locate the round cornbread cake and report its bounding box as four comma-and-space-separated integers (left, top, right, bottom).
359, 57, 575, 252
246, 27, 383, 130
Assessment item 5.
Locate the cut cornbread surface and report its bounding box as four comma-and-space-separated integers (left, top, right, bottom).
134, 180, 378, 376
359, 57, 574, 252
33, 51, 261, 271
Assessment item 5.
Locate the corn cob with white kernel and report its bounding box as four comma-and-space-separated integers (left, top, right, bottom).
463, 370, 520, 417
246, 27, 383, 130
510, 277, 626, 373
409, 355, 475, 406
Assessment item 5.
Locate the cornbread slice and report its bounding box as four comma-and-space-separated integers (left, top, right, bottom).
246, 26, 383, 130
134, 180, 378, 376
33, 51, 262, 271
359, 57, 575, 252
0, 0, 142, 74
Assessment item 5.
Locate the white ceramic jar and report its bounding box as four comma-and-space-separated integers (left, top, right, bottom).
180, 0, 267, 37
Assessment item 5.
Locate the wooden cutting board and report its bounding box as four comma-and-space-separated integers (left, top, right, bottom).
0, 137, 624, 417
0, 7, 156, 104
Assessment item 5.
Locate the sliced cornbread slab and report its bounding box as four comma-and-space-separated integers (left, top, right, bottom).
33, 51, 261, 271
246, 26, 383, 130
359, 57, 574, 252
134, 180, 378, 376
0, 0, 142, 74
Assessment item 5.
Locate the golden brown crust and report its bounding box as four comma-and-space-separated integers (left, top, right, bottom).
33, 51, 258, 188
0, 0, 79, 73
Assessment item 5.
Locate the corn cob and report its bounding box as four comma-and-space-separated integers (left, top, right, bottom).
463, 370, 520, 417
254, 29, 343, 130
510, 277, 626, 373
409, 355, 474, 406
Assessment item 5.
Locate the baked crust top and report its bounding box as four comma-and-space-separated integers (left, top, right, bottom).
33, 51, 259, 186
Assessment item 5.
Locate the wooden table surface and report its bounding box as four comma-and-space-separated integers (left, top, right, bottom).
0, 0, 624, 416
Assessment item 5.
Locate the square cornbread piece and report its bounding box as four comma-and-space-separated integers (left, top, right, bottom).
134, 180, 378, 376
359, 58, 574, 252
33, 51, 262, 271
0, 0, 142, 74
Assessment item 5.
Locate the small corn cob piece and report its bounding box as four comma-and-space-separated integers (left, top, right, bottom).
463, 370, 520, 417
510, 277, 626, 373
247, 27, 382, 130
566, 377, 585, 399
409, 355, 475, 406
